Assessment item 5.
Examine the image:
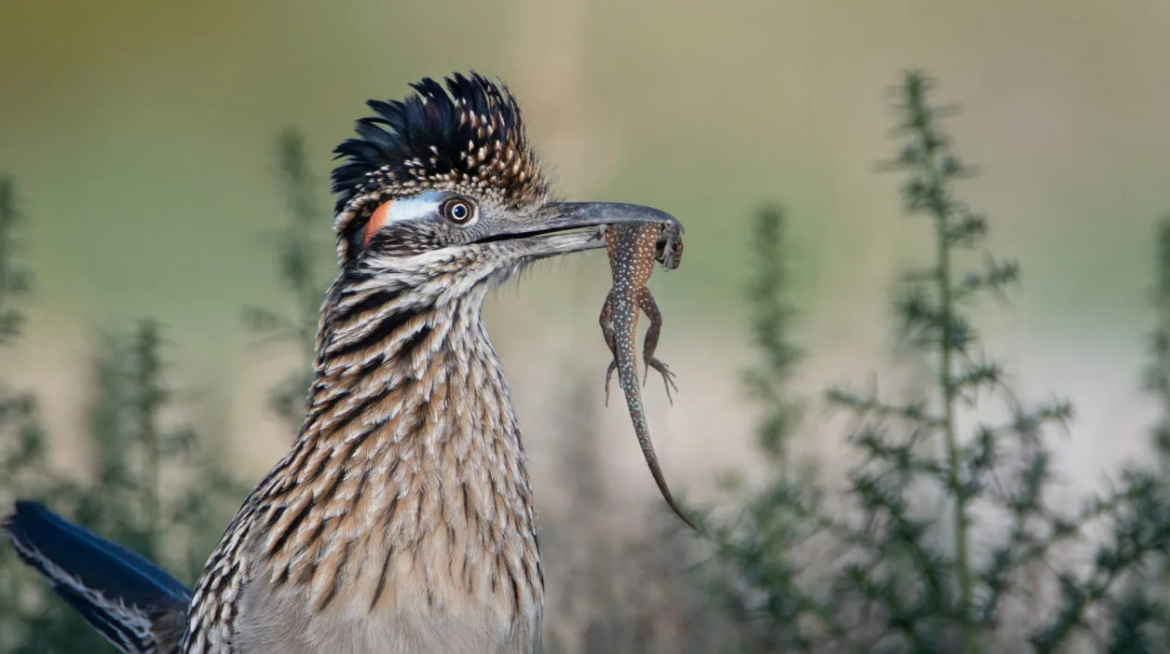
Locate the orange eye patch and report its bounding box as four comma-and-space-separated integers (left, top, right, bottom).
363, 201, 393, 248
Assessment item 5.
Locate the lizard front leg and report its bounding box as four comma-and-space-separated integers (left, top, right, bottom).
599, 290, 619, 406
636, 286, 678, 403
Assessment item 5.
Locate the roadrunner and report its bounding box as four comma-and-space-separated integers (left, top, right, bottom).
4, 72, 681, 654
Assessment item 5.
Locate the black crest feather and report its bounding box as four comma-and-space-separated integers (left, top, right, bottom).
331, 72, 546, 217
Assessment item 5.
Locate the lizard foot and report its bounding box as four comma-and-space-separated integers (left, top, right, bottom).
643, 357, 679, 404
604, 359, 617, 407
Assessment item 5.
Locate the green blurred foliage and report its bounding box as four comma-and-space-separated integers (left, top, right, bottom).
700, 72, 1170, 654
242, 130, 333, 435
0, 180, 246, 654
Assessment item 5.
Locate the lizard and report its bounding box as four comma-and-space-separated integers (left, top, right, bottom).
599, 221, 700, 532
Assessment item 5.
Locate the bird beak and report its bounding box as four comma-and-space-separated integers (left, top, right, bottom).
475, 201, 683, 259
531, 201, 683, 234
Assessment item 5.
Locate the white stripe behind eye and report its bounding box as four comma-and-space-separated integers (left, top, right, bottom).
386, 192, 444, 224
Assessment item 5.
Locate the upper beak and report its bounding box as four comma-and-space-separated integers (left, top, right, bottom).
529, 202, 683, 234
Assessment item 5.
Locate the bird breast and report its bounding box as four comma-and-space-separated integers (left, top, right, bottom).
215, 301, 544, 653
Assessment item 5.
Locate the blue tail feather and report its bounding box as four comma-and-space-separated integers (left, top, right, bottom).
4, 500, 192, 654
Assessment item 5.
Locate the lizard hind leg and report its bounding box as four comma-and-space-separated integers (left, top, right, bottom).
599, 291, 619, 407
636, 287, 679, 404
604, 360, 618, 407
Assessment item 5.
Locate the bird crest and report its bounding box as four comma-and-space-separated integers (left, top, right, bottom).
331, 72, 548, 262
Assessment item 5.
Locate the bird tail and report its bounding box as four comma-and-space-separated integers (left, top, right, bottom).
4, 500, 192, 654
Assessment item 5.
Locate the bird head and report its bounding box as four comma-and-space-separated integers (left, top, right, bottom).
329, 72, 681, 296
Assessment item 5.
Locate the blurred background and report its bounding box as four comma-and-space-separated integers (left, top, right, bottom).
3, 1, 1170, 652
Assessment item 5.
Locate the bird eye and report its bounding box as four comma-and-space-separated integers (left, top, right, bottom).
440, 198, 477, 225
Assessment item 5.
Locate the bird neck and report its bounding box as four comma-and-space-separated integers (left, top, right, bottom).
252, 272, 543, 617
